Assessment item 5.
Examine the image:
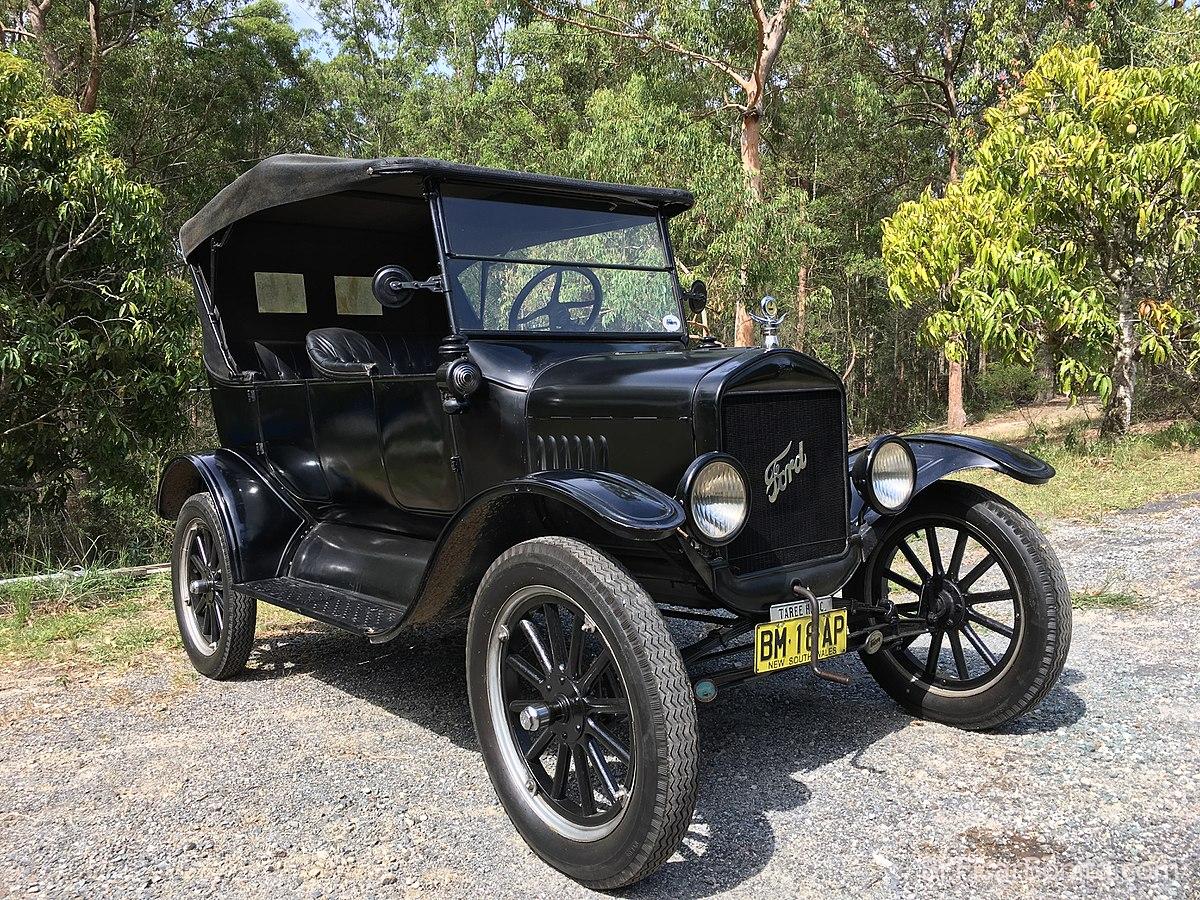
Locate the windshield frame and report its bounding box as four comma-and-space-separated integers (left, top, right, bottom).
429, 183, 688, 341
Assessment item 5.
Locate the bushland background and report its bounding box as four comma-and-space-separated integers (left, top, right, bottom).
2, 0, 1200, 578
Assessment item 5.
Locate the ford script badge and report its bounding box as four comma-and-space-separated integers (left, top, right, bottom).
765, 440, 808, 503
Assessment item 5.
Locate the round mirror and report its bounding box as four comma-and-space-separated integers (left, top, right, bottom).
373, 265, 414, 308
685, 279, 708, 314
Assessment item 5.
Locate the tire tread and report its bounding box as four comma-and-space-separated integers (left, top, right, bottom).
475, 537, 698, 889
173, 493, 257, 681
861, 481, 1071, 731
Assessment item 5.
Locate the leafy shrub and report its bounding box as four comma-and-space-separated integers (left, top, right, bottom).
0, 53, 195, 572
971, 363, 1047, 415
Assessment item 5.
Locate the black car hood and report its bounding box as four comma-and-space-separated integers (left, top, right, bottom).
525, 347, 746, 420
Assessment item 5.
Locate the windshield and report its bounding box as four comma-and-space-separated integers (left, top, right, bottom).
439, 195, 684, 336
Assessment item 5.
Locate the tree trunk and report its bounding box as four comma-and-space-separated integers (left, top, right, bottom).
941, 152, 966, 429
1102, 281, 1137, 437
794, 266, 808, 350
947, 356, 967, 430
24, 0, 64, 80
80, 0, 102, 113
740, 109, 764, 199
733, 109, 764, 348
735, 301, 755, 347
1034, 325, 1058, 403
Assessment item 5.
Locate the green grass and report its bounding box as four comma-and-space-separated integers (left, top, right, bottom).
0, 573, 179, 668
960, 419, 1200, 523
1072, 588, 1143, 610
0, 572, 308, 670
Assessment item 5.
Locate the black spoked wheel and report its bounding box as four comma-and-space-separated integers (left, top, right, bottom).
856, 481, 1071, 730
876, 515, 1022, 691
171, 493, 257, 680
467, 537, 697, 889
179, 518, 226, 652
492, 585, 635, 837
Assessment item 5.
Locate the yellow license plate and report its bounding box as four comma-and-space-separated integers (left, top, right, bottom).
753, 609, 848, 674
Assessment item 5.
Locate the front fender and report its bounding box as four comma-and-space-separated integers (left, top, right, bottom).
156, 450, 308, 582
849, 433, 1054, 524
384, 470, 685, 635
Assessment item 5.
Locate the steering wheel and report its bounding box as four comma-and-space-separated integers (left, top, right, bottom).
507, 265, 603, 331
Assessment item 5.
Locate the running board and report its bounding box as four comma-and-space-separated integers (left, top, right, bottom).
239, 577, 406, 638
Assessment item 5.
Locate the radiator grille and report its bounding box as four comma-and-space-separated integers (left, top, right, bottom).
721, 389, 849, 573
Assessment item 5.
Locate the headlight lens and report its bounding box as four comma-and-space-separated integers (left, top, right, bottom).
870, 439, 916, 511
690, 459, 748, 543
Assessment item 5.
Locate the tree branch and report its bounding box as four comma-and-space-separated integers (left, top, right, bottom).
520, 0, 754, 94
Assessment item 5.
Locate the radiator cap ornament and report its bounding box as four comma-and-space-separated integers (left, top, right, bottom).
749, 295, 786, 349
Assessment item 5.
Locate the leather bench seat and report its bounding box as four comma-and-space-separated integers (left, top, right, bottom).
304, 328, 440, 378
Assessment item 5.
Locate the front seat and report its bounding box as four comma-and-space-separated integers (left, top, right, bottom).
305, 328, 398, 378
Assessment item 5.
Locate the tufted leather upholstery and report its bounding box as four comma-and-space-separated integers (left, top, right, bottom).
304, 328, 440, 379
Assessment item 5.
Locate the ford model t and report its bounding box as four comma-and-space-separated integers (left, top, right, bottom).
158, 155, 1071, 888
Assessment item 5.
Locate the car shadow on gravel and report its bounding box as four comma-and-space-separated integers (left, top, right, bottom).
241, 624, 1087, 899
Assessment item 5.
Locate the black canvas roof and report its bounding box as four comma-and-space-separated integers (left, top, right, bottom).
179, 154, 695, 259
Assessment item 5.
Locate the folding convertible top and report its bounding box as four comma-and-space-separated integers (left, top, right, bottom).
179, 154, 695, 260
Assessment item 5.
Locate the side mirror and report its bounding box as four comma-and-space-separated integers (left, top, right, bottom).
373, 265, 415, 308
683, 279, 708, 314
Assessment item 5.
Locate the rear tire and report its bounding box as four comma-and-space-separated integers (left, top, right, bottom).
854, 481, 1071, 730
171, 493, 257, 680
466, 537, 697, 889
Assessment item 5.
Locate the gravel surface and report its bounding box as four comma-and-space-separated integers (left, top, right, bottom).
2, 496, 1198, 899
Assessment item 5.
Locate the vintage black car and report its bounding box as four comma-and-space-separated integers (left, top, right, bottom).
158, 155, 1071, 888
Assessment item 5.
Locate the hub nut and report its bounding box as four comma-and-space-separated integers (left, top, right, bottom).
518, 703, 553, 732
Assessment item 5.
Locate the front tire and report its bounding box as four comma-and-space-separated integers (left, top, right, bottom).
854, 481, 1071, 730
466, 537, 698, 889
171, 493, 257, 680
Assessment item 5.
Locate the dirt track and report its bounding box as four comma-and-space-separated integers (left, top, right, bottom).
1, 496, 1198, 899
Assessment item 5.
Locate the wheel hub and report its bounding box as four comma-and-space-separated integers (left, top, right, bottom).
921, 577, 965, 626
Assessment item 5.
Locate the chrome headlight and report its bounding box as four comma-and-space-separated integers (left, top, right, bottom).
855, 437, 917, 514
680, 454, 749, 545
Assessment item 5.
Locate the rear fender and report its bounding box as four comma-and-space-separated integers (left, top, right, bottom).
385, 470, 685, 635
156, 450, 308, 582
849, 432, 1054, 527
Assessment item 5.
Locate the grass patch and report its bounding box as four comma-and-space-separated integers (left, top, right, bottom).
0, 572, 310, 670
959, 419, 1200, 522
0, 573, 178, 669
1072, 588, 1142, 610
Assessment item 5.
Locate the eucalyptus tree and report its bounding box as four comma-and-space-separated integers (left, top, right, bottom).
519, 0, 807, 344
2, 0, 322, 224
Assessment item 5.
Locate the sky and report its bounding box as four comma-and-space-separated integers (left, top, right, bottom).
282, 0, 335, 59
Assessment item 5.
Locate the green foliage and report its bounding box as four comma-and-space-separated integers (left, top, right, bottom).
3, 0, 1198, 569
0, 52, 193, 569
1072, 587, 1141, 610
884, 44, 1200, 423
972, 363, 1047, 414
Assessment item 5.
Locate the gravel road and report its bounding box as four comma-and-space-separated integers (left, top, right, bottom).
2, 495, 1198, 900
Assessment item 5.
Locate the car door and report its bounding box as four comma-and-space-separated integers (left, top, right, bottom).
375, 373, 461, 516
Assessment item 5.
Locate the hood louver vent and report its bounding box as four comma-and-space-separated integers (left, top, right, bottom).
533, 434, 609, 472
